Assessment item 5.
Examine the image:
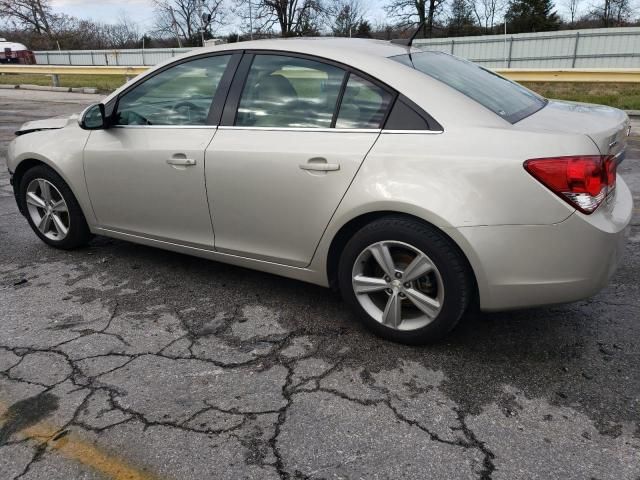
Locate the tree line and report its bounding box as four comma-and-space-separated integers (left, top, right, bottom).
1, 0, 638, 50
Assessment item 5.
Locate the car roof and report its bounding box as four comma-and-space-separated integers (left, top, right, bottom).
206, 37, 415, 59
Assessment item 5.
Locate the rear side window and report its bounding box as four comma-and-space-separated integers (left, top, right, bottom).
391, 51, 546, 123
335, 74, 393, 129
236, 55, 345, 128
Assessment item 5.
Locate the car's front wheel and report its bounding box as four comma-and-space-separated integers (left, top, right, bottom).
338, 216, 473, 344
19, 165, 92, 249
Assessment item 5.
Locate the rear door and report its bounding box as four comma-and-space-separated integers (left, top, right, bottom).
205, 53, 394, 267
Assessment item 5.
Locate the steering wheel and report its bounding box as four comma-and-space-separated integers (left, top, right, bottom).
121, 110, 152, 126
172, 101, 206, 123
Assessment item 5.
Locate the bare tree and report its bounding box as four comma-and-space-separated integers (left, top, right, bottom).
591, 0, 632, 25
0, 0, 54, 35
471, 0, 505, 32
564, 0, 581, 23
1, 6, 147, 50
104, 15, 142, 49
153, 0, 227, 46
611, 0, 633, 24
383, 0, 447, 38
326, 0, 366, 36
238, 0, 325, 37
447, 0, 476, 34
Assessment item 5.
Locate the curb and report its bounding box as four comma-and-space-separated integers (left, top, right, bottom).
0, 84, 98, 94
626, 110, 640, 117
20, 84, 73, 93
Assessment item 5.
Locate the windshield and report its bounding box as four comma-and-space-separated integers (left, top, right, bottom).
391, 51, 547, 124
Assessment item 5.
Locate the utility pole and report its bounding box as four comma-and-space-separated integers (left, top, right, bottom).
199, 0, 206, 47
503, 20, 507, 67
249, 0, 254, 40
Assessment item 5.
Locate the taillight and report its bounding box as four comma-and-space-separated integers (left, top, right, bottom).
524, 155, 617, 214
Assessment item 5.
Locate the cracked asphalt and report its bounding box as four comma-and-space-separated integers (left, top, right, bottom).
0, 89, 639, 479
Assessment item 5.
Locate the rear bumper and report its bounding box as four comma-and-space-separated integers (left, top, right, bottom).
447, 177, 633, 311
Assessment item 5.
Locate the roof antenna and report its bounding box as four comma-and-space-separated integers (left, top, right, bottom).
390, 21, 426, 48
391, 21, 425, 64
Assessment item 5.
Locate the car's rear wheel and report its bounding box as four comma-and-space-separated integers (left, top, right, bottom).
338, 216, 472, 344
19, 165, 92, 249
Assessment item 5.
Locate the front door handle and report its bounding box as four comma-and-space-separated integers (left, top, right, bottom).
167, 157, 196, 166
299, 157, 340, 172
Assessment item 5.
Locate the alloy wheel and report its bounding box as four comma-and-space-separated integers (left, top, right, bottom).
25, 178, 70, 241
351, 240, 444, 331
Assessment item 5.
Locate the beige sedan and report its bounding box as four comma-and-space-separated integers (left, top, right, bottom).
6, 38, 632, 344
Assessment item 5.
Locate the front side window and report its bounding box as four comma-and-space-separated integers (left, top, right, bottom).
115, 55, 231, 126
391, 51, 546, 123
335, 74, 393, 129
236, 55, 345, 128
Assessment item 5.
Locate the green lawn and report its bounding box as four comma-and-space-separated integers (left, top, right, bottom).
0, 73, 127, 92
1, 73, 639, 110
522, 82, 640, 110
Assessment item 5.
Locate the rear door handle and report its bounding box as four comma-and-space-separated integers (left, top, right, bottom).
299, 158, 340, 172
167, 157, 196, 166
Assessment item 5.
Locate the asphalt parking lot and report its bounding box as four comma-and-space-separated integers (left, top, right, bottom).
0, 88, 638, 479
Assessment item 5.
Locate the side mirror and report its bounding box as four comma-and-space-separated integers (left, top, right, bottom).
79, 103, 108, 130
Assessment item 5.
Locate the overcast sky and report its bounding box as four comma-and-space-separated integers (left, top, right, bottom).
50, 0, 389, 35
50, 0, 158, 30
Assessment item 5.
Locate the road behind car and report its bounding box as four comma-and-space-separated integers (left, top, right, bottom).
0, 89, 638, 479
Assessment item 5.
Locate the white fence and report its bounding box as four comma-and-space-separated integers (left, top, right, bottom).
33, 27, 640, 69
414, 26, 640, 68
34, 48, 194, 66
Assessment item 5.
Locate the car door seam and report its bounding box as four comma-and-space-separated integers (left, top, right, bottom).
203, 128, 220, 247
81, 130, 101, 226
304, 131, 383, 268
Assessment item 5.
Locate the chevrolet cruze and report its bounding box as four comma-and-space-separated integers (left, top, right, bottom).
7, 38, 632, 344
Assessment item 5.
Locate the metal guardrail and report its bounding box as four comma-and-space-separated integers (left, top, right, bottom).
0, 65, 147, 76
496, 68, 640, 83
1, 65, 640, 83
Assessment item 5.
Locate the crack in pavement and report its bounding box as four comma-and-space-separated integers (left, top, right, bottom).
0, 322, 500, 480
1, 121, 639, 478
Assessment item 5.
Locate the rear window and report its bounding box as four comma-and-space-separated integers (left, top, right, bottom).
391, 51, 546, 123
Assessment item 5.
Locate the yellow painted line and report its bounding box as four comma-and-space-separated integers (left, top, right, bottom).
0, 402, 160, 480
1, 65, 639, 83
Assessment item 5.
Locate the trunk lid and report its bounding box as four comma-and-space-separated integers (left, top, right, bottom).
516, 100, 631, 161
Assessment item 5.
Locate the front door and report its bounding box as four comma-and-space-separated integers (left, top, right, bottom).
84, 54, 234, 248
206, 54, 394, 266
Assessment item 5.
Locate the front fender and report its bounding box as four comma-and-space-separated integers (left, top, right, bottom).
10, 126, 97, 227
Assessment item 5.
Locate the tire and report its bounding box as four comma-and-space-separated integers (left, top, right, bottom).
338, 216, 472, 345
18, 165, 92, 250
